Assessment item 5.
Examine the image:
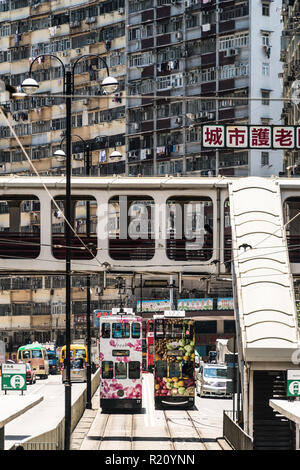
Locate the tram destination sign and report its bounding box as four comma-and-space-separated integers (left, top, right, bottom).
164, 310, 186, 317
202, 125, 300, 149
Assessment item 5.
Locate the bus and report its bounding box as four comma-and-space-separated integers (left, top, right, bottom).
154, 313, 195, 409
99, 311, 142, 410
146, 319, 154, 372
17, 342, 49, 379
42, 341, 58, 374
60, 343, 88, 370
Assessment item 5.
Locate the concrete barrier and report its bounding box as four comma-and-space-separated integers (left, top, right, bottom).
12, 370, 100, 450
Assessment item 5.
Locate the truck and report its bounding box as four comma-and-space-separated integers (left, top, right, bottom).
216, 338, 238, 365
42, 341, 58, 375
216, 339, 231, 365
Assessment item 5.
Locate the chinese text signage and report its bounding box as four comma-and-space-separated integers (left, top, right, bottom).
202, 125, 300, 149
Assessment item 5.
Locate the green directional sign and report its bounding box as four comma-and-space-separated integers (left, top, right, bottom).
287, 370, 300, 397
1, 363, 26, 391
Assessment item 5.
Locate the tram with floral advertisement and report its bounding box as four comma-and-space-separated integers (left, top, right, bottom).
99, 309, 142, 410
154, 312, 195, 409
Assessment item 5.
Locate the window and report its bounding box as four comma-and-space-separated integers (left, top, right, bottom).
112, 322, 130, 338
155, 360, 167, 377
132, 322, 141, 338
262, 63, 270, 76
195, 321, 217, 334
262, 2, 270, 16
102, 322, 110, 338
261, 152, 269, 166
262, 33, 270, 47
128, 361, 140, 379
102, 361, 113, 379
169, 362, 181, 378
261, 90, 270, 105
32, 350, 43, 359
224, 321, 236, 334
115, 362, 127, 379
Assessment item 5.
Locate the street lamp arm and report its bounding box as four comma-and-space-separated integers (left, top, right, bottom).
59, 133, 90, 151
71, 53, 110, 78
28, 54, 66, 91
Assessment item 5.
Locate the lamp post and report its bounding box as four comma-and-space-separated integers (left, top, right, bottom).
22, 53, 118, 450
54, 133, 93, 409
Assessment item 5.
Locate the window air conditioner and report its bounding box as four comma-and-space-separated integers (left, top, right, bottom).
76, 48, 81, 54
207, 113, 215, 119
118, 7, 125, 14
73, 153, 84, 161
176, 31, 183, 40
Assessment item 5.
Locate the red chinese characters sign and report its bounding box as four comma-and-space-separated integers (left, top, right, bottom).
226, 126, 248, 148
202, 125, 300, 149
249, 126, 271, 148
202, 125, 225, 148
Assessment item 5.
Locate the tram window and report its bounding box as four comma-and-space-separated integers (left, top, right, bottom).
115, 362, 127, 379
169, 362, 181, 378
102, 361, 113, 379
102, 322, 111, 339
129, 361, 140, 379
185, 321, 194, 339
182, 361, 194, 378
142, 321, 147, 337
112, 322, 130, 338
22, 350, 31, 359
156, 360, 167, 378
154, 319, 165, 339
132, 322, 141, 338
166, 320, 183, 339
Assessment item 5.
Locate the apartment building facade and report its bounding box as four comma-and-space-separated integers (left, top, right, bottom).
0, 0, 284, 350
280, 0, 300, 175
0, 0, 283, 178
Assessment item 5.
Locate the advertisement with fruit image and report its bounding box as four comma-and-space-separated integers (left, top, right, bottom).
154, 318, 195, 408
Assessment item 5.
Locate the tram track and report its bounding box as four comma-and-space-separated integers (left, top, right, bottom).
163, 409, 223, 450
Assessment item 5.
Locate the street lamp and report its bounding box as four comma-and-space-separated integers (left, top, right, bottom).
22, 53, 118, 451
54, 133, 93, 410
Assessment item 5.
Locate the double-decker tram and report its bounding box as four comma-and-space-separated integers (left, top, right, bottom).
99, 310, 142, 411
154, 312, 195, 409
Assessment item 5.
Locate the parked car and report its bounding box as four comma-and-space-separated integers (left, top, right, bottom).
26, 362, 36, 384
62, 357, 87, 383
196, 363, 232, 397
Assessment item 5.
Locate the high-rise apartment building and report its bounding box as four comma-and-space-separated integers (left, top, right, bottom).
0, 0, 285, 352
280, 0, 300, 175
0, 0, 283, 178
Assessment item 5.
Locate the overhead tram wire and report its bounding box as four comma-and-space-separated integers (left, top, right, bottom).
20, 92, 299, 103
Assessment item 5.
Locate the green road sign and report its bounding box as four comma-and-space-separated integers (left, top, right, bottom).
1, 363, 26, 391
287, 370, 300, 397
